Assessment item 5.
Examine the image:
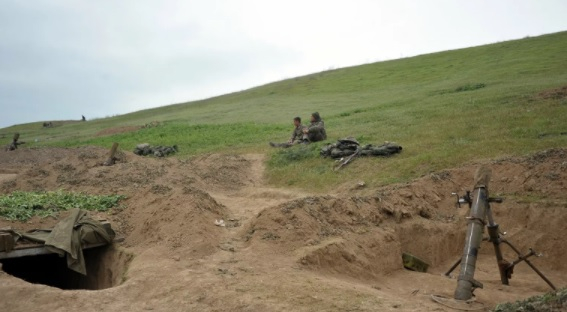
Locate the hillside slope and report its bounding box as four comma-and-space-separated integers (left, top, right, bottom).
2, 31, 566, 190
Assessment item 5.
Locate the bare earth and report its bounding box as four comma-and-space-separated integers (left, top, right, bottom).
0, 147, 566, 311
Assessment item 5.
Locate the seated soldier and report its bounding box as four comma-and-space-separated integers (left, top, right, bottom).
303, 112, 327, 142
270, 117, 307, 148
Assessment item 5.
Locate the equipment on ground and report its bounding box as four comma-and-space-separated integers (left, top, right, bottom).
334, 146, 361, 171
447, 166, 556, 302
321, 137, 402, 170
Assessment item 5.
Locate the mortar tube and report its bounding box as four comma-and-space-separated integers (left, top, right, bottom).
454, 186, 489, 300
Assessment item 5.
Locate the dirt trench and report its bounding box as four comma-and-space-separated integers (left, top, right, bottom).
0, 147, 566, 311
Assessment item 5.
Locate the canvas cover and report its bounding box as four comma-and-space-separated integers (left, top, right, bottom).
1, 208, 115, 275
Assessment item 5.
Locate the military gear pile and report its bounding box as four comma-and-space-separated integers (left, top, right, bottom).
320, 137, 402, 159
134, 143, 178, 157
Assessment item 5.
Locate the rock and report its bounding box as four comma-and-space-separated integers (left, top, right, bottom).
381, 206, 394, 215
306, 239, 320, 246
394, 210, 402, 223
419, 208, 432, 219
261, 232, 280, 240
399, 190, 413, 199
219, 243, 235, 252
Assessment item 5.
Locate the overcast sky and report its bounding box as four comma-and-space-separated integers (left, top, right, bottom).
1, 0, 566, 128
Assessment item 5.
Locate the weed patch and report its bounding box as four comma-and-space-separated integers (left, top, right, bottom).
493, 288, 567, 312
0, 190, 126, 221
455, 83, 486, 92
268, 142, 326, 167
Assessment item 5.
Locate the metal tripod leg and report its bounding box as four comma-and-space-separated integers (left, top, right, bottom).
445, 258, 461, 277
501, 240, 557, 290
485, 205, 509, 285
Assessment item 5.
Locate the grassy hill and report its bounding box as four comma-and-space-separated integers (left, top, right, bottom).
2, 31, 566, 191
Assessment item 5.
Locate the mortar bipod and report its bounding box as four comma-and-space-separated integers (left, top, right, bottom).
448, 166, 556, 302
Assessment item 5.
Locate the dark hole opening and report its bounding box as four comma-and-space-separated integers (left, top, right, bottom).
0, 246, 132, 290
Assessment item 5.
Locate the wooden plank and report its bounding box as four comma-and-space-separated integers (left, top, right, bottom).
0, 238, 124, 260
0, 233, 15, 252
103, 142, 119, 166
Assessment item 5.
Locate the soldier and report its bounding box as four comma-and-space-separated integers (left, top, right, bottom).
270, 117, 307, 148
6, 133, 24, 151
303, 112, 327, 142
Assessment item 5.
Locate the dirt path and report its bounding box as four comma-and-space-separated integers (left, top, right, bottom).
0, 173, 17, 183
210, 154, 307, 224
0, 147, 566, 311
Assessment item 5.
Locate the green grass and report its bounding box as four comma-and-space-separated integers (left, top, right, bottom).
0, 190, 126, 221
48, 122, 289, 156
2, 31, 567, 192
493, 288, 567, 312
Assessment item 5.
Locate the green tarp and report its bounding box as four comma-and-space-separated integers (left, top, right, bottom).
2, 208, 115, 275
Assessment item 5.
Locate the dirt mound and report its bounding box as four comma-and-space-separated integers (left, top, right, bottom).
0, 147, 566, 311
0, 147, 77, 168
1, 148, 255, 194
243, 193, 463, 280
121, 185, 230, 256
190, 153, 257, 191
244, 149, 567, 282
0, 147, 236, 254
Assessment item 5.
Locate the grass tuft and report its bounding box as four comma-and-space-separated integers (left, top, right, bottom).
455, 83, 486, 92
493, 288, 567, 312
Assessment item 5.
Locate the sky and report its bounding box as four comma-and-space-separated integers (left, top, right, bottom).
1, 0, 566, 128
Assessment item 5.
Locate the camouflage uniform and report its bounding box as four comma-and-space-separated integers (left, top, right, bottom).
290, 124, 307, 144
271, 124, 307, 148
306, 112, 327, 142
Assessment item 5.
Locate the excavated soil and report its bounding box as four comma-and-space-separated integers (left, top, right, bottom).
0, 147, 566, 311
538, 85, 567, 100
